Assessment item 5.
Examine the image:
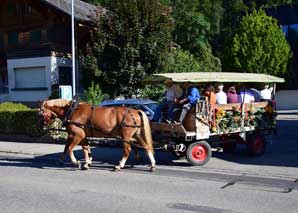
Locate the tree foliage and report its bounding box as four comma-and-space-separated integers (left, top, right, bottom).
171, 0, 221, 71
83, 81, 107, 105
171, 0, 210, 54
225, 10, 291, 76
80, 0, 297, 88
81, 0, 172, 97
162, 48, 201, 73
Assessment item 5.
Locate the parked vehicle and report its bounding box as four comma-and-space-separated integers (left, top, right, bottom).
146, 72, 284, 166
100, 98, 157, 120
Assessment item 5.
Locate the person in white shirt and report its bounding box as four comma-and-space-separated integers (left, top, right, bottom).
216, 84, 227, 104
165, 80, 183, 102
153, 80, 183, 122
260, 85, 273, 101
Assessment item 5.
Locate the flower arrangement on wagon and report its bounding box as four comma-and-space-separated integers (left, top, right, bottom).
211, 104, 276, 133
212, 107, 242, 133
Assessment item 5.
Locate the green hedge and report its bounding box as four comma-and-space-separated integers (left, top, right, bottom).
0, 102, 45, 137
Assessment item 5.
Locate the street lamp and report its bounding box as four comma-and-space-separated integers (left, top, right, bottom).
71, 0, 76, 96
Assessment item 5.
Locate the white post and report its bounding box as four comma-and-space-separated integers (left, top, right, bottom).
71, 0, 76, 96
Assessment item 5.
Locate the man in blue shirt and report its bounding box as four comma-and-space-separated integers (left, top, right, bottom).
174, 82, 200, 125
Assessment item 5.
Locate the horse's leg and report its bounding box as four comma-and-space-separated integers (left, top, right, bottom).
88, 145, 93, 162
147, 149, 156, 172
67, 133, 85, 169
81, 141, 92, 170
136, 135, 156, 172
59, 140, 70, 165
114, 141, 131, 172
134, 147, 142, 162
130, 147, 143, 168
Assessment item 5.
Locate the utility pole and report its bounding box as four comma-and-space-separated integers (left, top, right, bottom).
71, 0, 76, 96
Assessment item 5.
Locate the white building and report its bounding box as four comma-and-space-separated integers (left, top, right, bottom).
0, 0, 104, 105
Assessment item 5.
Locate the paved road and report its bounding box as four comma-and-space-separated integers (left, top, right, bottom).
0, 110, 297, 213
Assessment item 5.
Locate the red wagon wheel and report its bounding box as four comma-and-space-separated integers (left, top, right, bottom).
186, 141, 212, 166
247, 133, 267, 156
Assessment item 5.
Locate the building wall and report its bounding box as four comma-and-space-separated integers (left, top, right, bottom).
5, 56, 71, 102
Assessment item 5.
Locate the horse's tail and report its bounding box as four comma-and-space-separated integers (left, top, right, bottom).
138, 110, 154, 154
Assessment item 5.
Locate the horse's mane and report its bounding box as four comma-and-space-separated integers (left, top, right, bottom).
44, 99, 71, 108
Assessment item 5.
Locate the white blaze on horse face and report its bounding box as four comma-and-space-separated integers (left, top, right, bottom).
147, 151, 156, 167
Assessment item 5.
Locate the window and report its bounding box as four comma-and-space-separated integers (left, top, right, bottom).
30, 30, 41, 43
7, 1, 15, 16
59, 67, 72, 85
0, 68, 8, 94
282, 25, 288, 36
47, 29, 56, 42
14, 66, 46, 88
19, 32, 30, 44
8, 32, 18, 45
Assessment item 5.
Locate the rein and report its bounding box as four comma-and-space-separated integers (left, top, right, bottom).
120, 107, 141, 128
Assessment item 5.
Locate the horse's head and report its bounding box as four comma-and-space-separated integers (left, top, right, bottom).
38, 99, 71, 128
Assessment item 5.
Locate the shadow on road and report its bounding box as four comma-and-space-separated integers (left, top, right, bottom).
0, 146, 190, 172
0, 115, 297, 171
212, 118, 298, 168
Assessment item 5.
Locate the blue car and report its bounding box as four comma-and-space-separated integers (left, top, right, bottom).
100, 99, 157, 120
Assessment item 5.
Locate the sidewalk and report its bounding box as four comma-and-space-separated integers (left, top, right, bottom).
0, 141, 75, 156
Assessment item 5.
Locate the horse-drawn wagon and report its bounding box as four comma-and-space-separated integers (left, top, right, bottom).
147, 72, 284, 166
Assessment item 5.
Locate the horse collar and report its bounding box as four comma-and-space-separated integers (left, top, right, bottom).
63, 98, 80, 125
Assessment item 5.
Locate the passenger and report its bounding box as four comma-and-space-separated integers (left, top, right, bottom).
260, 84, 273, 101
216, 84, 227, 104
204, 85, 216, 105
227, 86, 238, 103
152, 79, 183, 122
239, 88, 255, 103
174, 82, 200, 125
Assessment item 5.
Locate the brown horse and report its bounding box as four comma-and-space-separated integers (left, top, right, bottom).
39, 98, 156, 172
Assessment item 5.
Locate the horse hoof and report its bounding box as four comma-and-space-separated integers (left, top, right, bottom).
150, 166, 157, 172
113, 166, 121, 172
81, 163, 89, 171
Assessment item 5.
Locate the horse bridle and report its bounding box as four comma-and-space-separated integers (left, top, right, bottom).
39, 102, 58, 126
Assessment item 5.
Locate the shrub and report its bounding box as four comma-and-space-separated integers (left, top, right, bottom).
0, 102, 45, 137
83, 81, 107, 105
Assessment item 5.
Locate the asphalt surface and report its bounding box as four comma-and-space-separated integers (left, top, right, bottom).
0, 110, 297, 212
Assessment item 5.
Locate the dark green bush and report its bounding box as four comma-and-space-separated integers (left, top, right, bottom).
0, 102, 45, 137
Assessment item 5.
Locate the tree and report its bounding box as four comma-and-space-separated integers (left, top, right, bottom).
81, 0, 172, 97
171, 0, 221, 71
172, 0, 210, 55
224, 9, 291, 76
197, 0, 224, 37
162, 48, 201, 73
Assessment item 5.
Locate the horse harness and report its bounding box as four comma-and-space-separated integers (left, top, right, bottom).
62, 99, 142, 137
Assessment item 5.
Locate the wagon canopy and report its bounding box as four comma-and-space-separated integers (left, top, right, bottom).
145, 72, 284, 84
